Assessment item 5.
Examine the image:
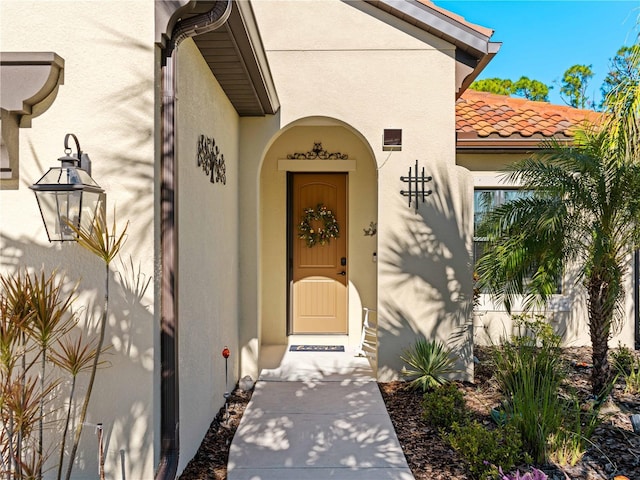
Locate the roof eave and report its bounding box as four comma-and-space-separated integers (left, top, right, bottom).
456, 135, 572, 152
456, 41, 500, 98
365, 0, 492, 54
227, 1, 280, 115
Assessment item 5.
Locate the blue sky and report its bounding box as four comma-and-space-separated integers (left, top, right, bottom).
437, 1, 639, 106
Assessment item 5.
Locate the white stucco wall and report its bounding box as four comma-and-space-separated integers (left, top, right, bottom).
250, 0, 474, 381
0, 1, 156, 479
173, 38, 242, 475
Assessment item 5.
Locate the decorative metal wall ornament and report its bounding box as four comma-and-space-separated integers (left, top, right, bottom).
400, 159, 433, 212
196, 134, 226, 185
363, 222, 377, 236
287, 142, 348, 160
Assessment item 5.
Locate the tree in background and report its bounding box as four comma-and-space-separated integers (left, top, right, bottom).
601, 45, 640, 109
470, 77, 513, 96
559, 64, 594, 109
471, 45, 637, 110
470, 76, 550, 101
511, 76, 551, 102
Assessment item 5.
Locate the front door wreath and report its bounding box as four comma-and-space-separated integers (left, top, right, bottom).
298, 203, 339, 247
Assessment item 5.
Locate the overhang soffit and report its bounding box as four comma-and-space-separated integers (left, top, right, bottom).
155, 0, 279, 116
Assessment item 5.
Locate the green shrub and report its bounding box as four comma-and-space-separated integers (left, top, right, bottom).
422, 382, 468, 430
612, 343, 640, 394
624, 361, 640, 394
492, 315, 565, 464
547, 398, 599, 466
611, 342, 635, 375
446, 420, 523, 480
400, 339, 459, 392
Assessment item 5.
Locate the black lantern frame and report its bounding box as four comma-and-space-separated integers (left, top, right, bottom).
30, 133, 105, 242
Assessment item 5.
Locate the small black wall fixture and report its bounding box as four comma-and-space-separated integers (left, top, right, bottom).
400, 159, 433, 212
287, 142, 348, 160
197, 134, 226, 185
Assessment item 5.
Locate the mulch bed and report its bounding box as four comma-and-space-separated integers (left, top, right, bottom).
178, 388, 253, 480
382, 346, 640, 480
179, 347, 639, 480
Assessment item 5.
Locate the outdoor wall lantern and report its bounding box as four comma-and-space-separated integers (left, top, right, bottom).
30, 133, 105, 242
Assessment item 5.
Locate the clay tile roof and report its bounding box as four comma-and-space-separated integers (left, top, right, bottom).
456, 90, 601, 140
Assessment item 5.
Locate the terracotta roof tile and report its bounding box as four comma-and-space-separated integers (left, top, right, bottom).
456, 90, 601, 140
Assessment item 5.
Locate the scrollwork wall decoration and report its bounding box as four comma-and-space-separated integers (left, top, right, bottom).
287, 142, 348, 160
197, 134, 227, 185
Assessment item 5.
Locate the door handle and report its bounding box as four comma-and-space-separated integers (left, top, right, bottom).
337, 271, 346, 276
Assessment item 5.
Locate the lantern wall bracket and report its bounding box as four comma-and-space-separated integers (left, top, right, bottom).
63, 133, 82, 160
30, 133, 105, 242
400, 159, 433, 212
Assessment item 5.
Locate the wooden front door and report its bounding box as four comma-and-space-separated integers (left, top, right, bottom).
290, 173, 348, 334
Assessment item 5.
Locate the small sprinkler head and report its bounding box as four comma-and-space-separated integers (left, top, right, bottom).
222, 346, 230, 358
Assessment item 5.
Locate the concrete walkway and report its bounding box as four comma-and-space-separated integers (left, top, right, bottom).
227, 345, 414, 480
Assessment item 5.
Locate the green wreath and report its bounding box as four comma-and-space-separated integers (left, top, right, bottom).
298, 203, 339, 247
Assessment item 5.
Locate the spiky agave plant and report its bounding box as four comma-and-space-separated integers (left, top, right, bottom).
400, 339, 459, 391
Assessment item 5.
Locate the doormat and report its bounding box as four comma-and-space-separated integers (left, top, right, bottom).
289, 345, 345, 352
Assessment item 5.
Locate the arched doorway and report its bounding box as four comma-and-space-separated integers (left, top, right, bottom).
258, 119, 378, 355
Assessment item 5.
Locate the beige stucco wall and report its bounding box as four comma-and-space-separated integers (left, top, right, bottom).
249, 0, 474, 381
459, 152, 636, 349
174, 38, 241, 475
0, 1, 156, 479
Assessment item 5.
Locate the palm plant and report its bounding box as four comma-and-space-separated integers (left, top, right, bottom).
476, 47, 640, 396
27, 271, 76, 477
0, 271, 75, 480
64, 209, 127, 480
49, 334, 101, 480
0, 211, 126, 480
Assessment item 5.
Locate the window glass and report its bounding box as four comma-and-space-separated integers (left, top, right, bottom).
473, 188, 561, 294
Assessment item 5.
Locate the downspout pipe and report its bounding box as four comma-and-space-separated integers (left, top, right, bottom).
157, 2, 232, 479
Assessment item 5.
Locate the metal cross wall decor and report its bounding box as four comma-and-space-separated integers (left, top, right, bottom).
287, 142, 348, 160
197, 134, 227, 185
400, 159, 433, 212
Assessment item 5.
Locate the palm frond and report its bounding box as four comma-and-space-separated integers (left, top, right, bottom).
69, 208, 128, 266
602, 43, 640, 164
49, 334, 103, 377
477, 195, 568, 312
